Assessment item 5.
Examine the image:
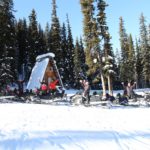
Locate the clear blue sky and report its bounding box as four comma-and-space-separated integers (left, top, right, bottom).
13, 0, 150, 51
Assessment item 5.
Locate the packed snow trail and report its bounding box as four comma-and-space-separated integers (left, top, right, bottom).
0, 104, 150, 150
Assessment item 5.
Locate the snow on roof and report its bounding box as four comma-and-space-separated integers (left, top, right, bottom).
36, 53, 55, 61
26, 58, 49, 90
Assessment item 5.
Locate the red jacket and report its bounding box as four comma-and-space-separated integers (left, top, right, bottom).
41, 84, 47, 91
49, 80, 59, 90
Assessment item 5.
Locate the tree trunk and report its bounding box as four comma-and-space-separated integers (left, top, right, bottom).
107, 75, 113, 96
101, 73, 106, 97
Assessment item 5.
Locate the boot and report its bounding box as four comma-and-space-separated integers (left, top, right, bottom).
82, 96, 86, 104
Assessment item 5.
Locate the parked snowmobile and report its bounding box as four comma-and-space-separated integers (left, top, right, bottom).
26, 53, 65, 102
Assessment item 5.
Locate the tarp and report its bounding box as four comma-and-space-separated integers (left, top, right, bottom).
26, 58, 49, 91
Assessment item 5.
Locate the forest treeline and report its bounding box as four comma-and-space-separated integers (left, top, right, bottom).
0, 0, 150, 93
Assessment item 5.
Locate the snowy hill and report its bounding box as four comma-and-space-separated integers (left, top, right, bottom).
0, 102, 150, 150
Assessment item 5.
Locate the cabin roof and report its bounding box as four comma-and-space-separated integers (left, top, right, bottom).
26, 58, 49, 90
36, 53, 55, 61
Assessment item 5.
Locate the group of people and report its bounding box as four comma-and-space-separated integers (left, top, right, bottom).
105, 81, 136, 104
79, 79, 136, 105
39, 79, 59, 95
0, 80, 25, 97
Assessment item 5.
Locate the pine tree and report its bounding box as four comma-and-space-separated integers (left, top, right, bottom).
50, 0, 62, 62
80, 0, 98, 84
49, 0, 64, 83
28, 9, 39, 69
60, 23, 68, 84
148, 24, 150, 46
16, 19, 29, 80
45, 22, 51, 52
96, 0, 115, 95
128, 34, 136, 81
135, 39, 143, 88
74, 38, 82, 88
37, 24, 47, 55
114, 48, 121, 89
0, 0, 17, 85
66, 15, 75, 87
80, 0, 114, 95
139, 13, 150, 87
79, 37, 85, 66
79, 36, 87, 78
119, 17, 130, 82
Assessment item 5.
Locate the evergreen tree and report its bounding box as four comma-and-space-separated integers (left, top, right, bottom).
139, 13, 150, 87
79, 36, 86, 79
60, 23, 68, 84
135, 39, 143, 88
79, 37, 85, 65
119, 17, 130, 82
114, 48, 121, 89
74, 38, 82, 87
80, 0, 114, 95
80, 0, 98, 84
45, 22, 51, 52
37, 24, 47, 55
148, 24, 150, 46
50, 0, 61, 56
49, 0, 62, 68
96, 0, 115, 95
0, 0, 17, 85
28, 9, 39, 69
16, 18, 29, 79
66, 15, 75, 87
127, 34, 136, 81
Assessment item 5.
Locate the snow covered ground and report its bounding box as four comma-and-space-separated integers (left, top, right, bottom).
0, 89, 150, 150
0, 104, 150, 149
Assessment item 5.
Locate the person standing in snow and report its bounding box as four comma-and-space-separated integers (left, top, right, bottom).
79, 79, 90, 104
122, 81, 136, 99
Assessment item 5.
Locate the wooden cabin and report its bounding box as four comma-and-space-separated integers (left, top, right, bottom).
27, 53, 63, 91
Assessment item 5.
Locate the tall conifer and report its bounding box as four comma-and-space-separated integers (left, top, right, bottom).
66, 15, 75, 86
50, 0, 62, 71
28, 9, 39, 69
79, 37, 85, 66
0, 0, 17, 85
119, 17, 130, 82
128, 34, 136, 81
37, 24, 47, 55
16, 18, 29, 80
135, 39, 143, 88
60, 23, 68, 84
97, 0, 115, 95
139, 13, 150, 87
80, 0, 96, 78
45, 22, 51, 52
74, 38, 82, 86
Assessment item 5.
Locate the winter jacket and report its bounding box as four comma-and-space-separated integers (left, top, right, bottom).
82, 80, 90, 91
41, 84, 47, 91
49, 80, 59, 90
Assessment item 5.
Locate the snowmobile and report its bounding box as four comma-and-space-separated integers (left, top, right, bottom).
70, 90, 104, 106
